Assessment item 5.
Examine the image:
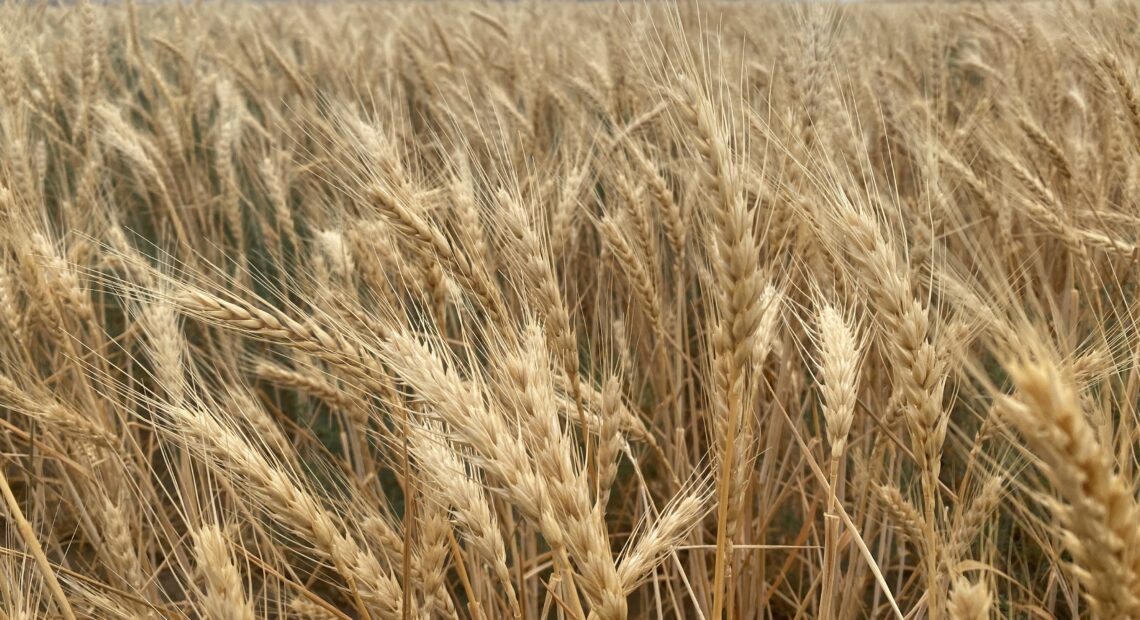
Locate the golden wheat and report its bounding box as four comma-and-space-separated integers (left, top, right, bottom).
2, 1, 1140, 618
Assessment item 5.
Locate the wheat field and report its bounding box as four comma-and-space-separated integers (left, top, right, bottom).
1, 0, 1138, 618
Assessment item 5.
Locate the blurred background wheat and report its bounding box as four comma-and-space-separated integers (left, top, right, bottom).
0, 0, 1137, 618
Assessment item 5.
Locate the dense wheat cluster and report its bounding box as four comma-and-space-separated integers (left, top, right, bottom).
3, 0, 1140, 617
